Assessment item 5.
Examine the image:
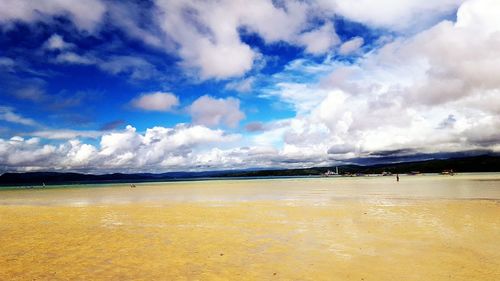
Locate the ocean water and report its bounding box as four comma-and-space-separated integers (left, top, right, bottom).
0, 173, 499, 206
1, 173, 499, 280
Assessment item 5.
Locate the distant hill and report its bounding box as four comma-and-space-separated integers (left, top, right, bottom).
1, 155, 499, 186
0, 170, 230, 186
223, 155, 500, 177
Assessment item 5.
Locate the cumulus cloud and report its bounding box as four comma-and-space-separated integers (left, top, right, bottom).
321, 0, 465, 31
350, 0, 500, 108
296, 23, 340, 55
255, 0, 500, 161
0, 0, 106, 31
338, 37, 364, 55
0, 124, 241, 172
188, 95, 245, 128
0, 0, 469, 82
1, 0, 499, 172
0, 137, 56, 171
152, 0, 342, 79
131, 92, 179, 112
153, 0, 256, 79
44, 34, 73, 50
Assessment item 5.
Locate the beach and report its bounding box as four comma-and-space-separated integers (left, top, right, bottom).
1, 174, 500, 280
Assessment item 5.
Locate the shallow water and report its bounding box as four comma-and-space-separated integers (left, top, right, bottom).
1, 173, 500, 206
1, 174, 499, 280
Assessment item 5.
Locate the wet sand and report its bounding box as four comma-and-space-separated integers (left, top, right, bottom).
1, 174, 500, 280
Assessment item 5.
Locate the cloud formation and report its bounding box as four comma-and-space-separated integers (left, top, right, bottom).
258, 0, 500, 161
324, 0, 465, 30
0, 0, 106, 30
0, 106, 38, 127
0, 125, 240, 172
0, 0, 466, 81
1, 0, 499, 173
188, 95, 245, 128
44, 34, 73, 50
338, 37, 364, 55
52, 53, 160, 80
131, 92, 179, 112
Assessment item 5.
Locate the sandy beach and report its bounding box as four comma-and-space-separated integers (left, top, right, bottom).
1, 174, 499, 280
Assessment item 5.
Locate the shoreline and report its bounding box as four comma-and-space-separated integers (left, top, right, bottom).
1, 171, 500, 191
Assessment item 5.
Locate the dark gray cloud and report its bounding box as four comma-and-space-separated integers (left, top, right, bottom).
245, 122, 265, 132
437, 114, 456, 129
344, 150, 496, 166
327, 144, 357, 155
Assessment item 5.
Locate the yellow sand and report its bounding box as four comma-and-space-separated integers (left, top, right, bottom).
1, 176, 500, 280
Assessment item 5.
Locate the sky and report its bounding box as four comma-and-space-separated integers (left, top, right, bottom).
0, 0, 499, 173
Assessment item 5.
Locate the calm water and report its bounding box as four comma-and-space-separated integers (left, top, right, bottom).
1, 173, 499, 280
1, 173, 499, 206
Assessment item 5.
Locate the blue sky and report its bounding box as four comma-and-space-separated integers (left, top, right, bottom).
0, 0, 499, 173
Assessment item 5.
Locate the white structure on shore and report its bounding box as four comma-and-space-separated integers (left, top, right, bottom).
324, 166, 339, 176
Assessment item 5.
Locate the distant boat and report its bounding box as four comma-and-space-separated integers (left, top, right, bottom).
440, 169, 455, 176
381, 171, 392, 176
407, 171, 422, 175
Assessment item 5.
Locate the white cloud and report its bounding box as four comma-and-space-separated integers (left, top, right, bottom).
0, 0, 469, 82
0, 106, 38, 126
0, 0, 106, 31
338, 37, 364, 55
455, 0, 500, 34
153, 0, 257, 80
0, 57, 14, 68
99, 125, 143, 157
2, 0, 500, 172
0, 124, 241, 172
44, 34, 73, 50
63, 140, 97, 166
55, 52, 94, 65
105, 1, 164, 48
0, 137, 56, 169
14, 86, 46, 102
320, 0, 465, 31
225, 77, 255, 92
53, 53, 159, 80
188, 95, 245, 128
253, 0, 500, 160
369, 0, 500, 107
264, 82, 331, 114
29, 129, 104, 140
296, 23, 340, 55
131, 92, 179, 112
98, 56, 159, 80
152, 0, 340, 79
